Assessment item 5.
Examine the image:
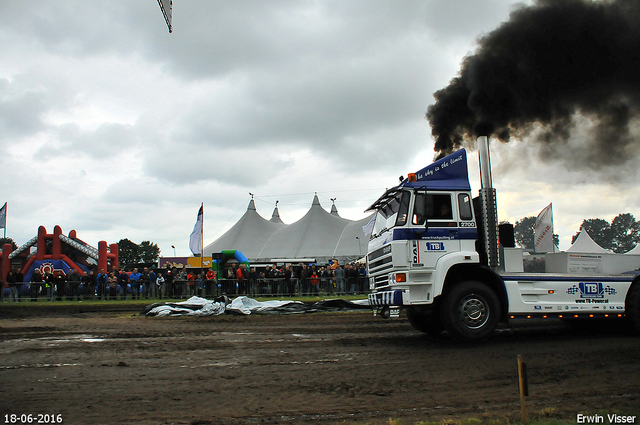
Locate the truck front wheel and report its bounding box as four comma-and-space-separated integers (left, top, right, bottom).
406, 307, 444, 337
440, 280, 500, 341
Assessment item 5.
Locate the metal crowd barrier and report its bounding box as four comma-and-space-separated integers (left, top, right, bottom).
2, 276, 369, 302
213, 276, 368, 297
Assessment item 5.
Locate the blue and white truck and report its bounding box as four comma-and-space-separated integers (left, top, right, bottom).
366, 136, 640, 341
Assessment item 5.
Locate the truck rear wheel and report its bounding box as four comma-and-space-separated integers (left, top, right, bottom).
440, 280, 500, 341
406, 307, 444, 337
626, 283, 640, 333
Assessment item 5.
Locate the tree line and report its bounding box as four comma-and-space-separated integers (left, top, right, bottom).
116, 239, 160, 266
0, 237, 160, 268
512, 213, 640, 253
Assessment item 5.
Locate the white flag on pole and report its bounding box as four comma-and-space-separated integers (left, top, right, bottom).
189, 204, 203, 255
534, 203, 554, 253
0, 202, 6, 230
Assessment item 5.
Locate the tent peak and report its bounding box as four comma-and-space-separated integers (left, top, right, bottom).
270, 205, 284, 224
312, 193, 321, 207
567, 228, 611, 253
247, 199, 256, 211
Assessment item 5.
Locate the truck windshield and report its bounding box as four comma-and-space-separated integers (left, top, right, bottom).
371, 190, 410, 236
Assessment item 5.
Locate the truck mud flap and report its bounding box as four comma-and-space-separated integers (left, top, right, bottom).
373, 305, 401, 319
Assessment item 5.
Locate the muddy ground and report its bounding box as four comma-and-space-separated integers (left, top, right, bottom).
0, 303, 639, 425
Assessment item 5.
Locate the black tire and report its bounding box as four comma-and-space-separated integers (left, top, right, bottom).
406, 306, 445, 337
440, 280, 501, 341
626, 283, 640, 333
380, 306, 391, 319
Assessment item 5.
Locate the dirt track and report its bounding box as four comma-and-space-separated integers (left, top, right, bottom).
1, 304, 639, 425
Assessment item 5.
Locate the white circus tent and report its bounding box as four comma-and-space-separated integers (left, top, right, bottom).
204, 195, 373, 264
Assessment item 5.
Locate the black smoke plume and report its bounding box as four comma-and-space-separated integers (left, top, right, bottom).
426, 0, 640, 168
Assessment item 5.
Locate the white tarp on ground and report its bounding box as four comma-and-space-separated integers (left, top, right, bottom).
227, 296, 304, 314
141, 296, 370, 317
141, 296, 227, 316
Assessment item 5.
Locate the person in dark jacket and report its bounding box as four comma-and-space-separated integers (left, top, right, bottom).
14, 269, 24, 300
31, 269, 44, 302
118, 270, 130, 300
66, 269, 81, 301
284, 266, 293, 296
44, 270, 54, 301
140, 267, 150, 299
53, 271, 65, 301
82, 270, 96, 299
6, 270, 17, 302
164, 268, 174, 298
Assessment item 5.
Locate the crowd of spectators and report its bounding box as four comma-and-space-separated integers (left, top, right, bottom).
2, 261, 368, 302
220, 262, 367, 297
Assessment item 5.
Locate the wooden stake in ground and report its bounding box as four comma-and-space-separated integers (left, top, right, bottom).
517, 354, 529, 425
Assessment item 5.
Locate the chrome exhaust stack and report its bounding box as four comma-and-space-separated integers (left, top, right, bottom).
477, 136, 500, 269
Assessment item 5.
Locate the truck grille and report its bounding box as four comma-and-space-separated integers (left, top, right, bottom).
368, 245, 394, 289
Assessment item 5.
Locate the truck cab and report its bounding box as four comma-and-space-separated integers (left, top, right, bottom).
366, 142, 640, 341
368, 149, 481, 305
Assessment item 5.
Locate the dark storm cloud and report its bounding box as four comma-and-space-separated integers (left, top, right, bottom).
0, 1, 519, 158
170, 55, 430, 152
426, 0, 640, 170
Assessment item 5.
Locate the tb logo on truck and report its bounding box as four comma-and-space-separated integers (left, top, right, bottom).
412, 241, 446, 266
567, 282, 617, 299
426, 242, 445, 251
580, 282, 605, 298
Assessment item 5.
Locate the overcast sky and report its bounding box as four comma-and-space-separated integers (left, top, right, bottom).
1, 0, 638, 256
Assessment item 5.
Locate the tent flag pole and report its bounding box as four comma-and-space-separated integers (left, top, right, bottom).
550, 203, 555, 252
0, 202, 7, 238
201, 202, 204, 269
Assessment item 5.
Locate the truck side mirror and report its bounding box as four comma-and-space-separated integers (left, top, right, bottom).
413, 192, 428, 229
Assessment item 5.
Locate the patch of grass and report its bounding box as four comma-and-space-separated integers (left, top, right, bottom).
537, 407, 560, 418
334, 407, 640, 425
